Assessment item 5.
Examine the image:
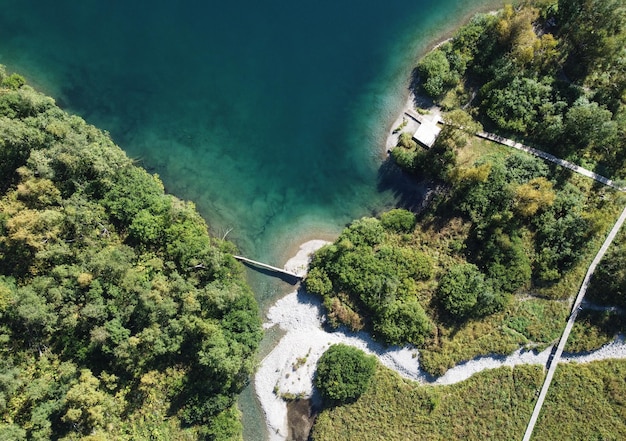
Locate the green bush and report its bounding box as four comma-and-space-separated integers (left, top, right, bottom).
340, 217, 385, 247
305, 267, 334, 297
315, 344, 376, 405
438, 263, 496, 319
397, 131, 417, 149
1, 73, 25, 90
373, 299, 433, 345
380, 209, 417, 233
417, 48, 458, 98
390, 147, 418, 171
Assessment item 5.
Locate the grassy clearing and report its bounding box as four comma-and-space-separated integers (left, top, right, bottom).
533, 360, 626, 440
456, 135, 509, 166
313, 363, 541, 441
420, 297, 569, 376
312, 359, 626, 441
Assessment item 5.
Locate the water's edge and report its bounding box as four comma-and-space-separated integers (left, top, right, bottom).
0, 1, 509, 439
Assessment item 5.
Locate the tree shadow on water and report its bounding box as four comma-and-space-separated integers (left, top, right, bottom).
377, 156, 431, 213
409, 68, 436, 109
239, 261, 301, 285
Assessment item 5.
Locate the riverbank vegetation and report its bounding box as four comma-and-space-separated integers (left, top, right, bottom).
307, 1, 626, 439
308, 135, 625, 375
0, 67, 262, 440
312, 359, 626, 440
305, 0, 626, 377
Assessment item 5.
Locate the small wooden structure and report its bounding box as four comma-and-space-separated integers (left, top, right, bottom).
413, 118, 441, 148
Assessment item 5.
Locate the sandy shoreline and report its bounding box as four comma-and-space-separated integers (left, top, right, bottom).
383, 89, 443, 154
254, 240, 626, 441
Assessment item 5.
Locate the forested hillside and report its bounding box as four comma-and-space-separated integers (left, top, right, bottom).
413, 0, 626, 176
0, 67, 262, 440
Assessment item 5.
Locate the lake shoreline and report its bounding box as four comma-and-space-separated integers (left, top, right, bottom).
252, 3, 533, 439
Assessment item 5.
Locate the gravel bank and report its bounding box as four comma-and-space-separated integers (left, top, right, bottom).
254, 240, 626, 440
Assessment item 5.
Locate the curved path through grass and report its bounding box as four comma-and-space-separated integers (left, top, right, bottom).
476, 131, 626, 191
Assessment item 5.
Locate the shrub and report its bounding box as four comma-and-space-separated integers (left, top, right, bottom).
305, 267, 334, 297
374, 299, 433, 345
324, 296, 364, 331
438, 263, 495, 319
417, 49, 457, 98
1, 73, 26, 90
390, 147, 418, 171
315, 344, 376, 405
340, 217, 384, 248
397, 132, 417, 149
380, 209, 417, 233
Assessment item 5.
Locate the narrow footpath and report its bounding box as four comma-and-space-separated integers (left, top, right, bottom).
522, 204, 626, 441
233, 255, 302, 279
477, 131, 626, 191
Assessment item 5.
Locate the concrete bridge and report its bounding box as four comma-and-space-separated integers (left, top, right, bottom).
233, 255, 302, 280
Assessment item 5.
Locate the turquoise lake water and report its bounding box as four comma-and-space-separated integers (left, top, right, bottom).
0, 0, 500, 438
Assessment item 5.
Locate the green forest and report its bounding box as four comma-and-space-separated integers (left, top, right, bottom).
412, 0, 626, 177
0, 67, 262, 440
2, 0, 626, 440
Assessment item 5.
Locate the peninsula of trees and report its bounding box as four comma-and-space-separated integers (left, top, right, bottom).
0, 67, 262, 440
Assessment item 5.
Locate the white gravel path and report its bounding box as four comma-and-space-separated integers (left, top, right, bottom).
254, 240, 626, 441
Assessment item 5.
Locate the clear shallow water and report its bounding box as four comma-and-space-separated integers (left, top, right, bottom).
0, 0, 501, 438
0, 0, 498, 262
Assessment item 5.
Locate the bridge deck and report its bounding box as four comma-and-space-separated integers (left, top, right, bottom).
233, 255, 302, 279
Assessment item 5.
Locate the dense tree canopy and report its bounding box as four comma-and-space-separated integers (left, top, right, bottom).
410, 1, 626, 175
558, 0, 626, 84
309, 138, 607, 345
438, 263, 496, 319
0, 67, 261, 439
310, 1, 626, 356
306, 214, 434, 345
